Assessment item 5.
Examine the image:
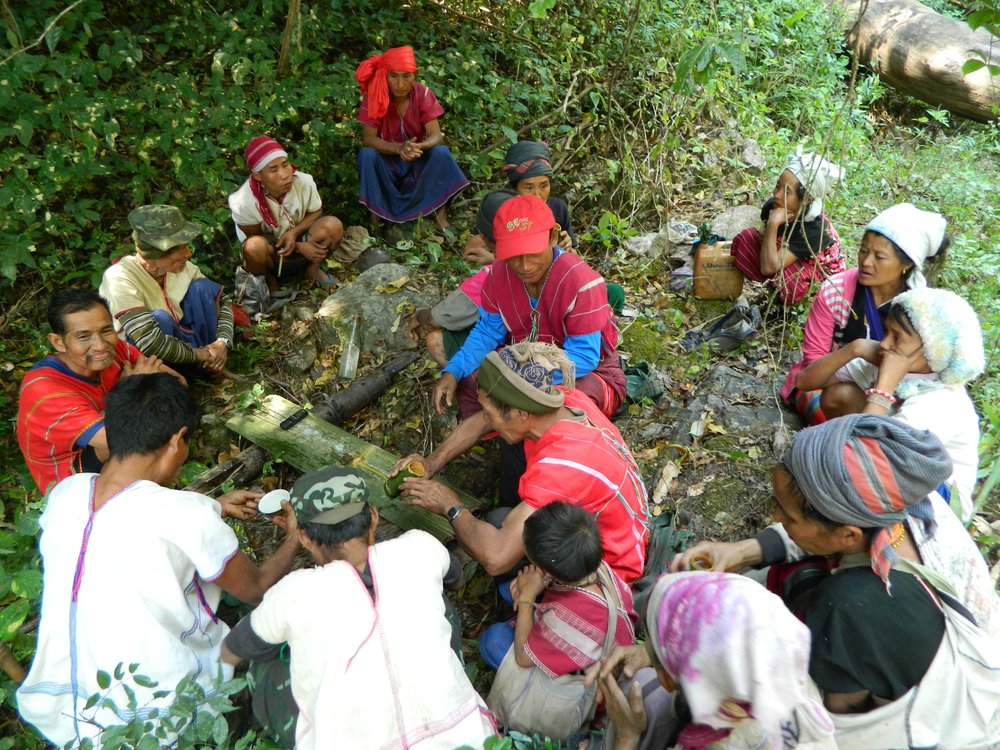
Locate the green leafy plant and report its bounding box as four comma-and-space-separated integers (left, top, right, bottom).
68, 666, 247, 750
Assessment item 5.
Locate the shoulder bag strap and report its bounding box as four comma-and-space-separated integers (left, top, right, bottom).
895, 557, 979, 627
596, 562, 621, 657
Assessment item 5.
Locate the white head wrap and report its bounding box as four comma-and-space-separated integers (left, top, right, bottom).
784, 146, 845, 222
865, 203, 947, 289
250, 149, 288, 173
891, 287, 984, 399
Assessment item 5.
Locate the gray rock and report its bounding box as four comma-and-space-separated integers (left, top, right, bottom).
711, 205, 760, 240
198, 413, 232, 448
741, 139, 767, 172
700, 364, 773, 402
315, 263, 437, 356
656, 365, 804, 447
286, 339, 317, 373
281, 302, 316, 326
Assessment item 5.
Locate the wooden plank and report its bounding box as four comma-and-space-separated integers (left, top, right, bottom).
226, 395, 485, 542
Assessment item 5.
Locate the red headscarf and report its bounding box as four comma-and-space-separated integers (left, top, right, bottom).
355, 46, 418, 121
244, 136, 292, 229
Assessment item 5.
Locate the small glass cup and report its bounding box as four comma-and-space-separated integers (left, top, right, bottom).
690, 554, 714, 571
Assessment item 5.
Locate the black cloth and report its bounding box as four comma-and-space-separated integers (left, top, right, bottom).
79, 444, 103, 474
806, 567, 944, 700
760, 198, 832, 261
471, 196, 576, 247
835, 278, 889, 347
226, 615, 282, 663
498, 440, 528, 508
547, 197, 577, 247
754, 527, 788, 568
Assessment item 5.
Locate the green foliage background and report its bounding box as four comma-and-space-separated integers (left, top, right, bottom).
1, 0, 998, 746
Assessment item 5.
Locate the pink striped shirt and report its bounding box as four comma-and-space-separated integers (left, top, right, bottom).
781, 268, 859, 401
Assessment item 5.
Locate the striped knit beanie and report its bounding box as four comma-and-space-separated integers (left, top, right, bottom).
244, 136, 293, 229
784, 414, 952, 586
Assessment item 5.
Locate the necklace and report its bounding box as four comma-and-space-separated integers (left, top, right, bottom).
525, 261, 555, 342
889, 523, 906, 549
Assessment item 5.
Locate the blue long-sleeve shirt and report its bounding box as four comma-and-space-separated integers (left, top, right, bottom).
442, 303, 601, 383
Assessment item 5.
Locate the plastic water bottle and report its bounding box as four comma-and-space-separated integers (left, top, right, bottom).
338, 312, 362, 380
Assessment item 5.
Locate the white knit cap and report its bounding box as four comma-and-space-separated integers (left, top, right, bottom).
865, 203, 947, 289
784, 146, 845, 222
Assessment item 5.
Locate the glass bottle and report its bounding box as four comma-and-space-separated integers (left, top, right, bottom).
338, 312, 362, 380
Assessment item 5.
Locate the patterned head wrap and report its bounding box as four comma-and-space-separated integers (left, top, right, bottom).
890, 287, 985, 399
646, 572, 834, 749
783, 146, 844, 222
785, 414, 952, 586
503, 141, 554, 185
354, 46, 418, 121
477, 342, 575, 414
244, 136, 294, 229
865, 203, 947, 289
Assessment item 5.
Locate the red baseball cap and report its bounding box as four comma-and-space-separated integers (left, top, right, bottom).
493, 195, 556, 261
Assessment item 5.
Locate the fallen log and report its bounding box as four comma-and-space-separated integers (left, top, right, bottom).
187, 351, 420, 494
838, 0, 999, 122
227, 394, 485, 542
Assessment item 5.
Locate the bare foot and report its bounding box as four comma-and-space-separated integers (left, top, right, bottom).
425, 329, 448, 368
307, 265, 335, 286
434, 206, 450, 231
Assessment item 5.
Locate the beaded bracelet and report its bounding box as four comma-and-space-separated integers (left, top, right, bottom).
865, 387, 897, 405
866, 392, 894, 410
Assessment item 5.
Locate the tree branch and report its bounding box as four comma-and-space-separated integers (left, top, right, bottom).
0, 0, 85, 67
424, 0, 546, 54
276, 0, 301, 78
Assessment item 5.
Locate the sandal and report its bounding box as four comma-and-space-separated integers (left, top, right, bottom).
312, 271, 336, 287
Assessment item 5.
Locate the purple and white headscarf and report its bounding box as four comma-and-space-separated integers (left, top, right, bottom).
646, 572, 834, 749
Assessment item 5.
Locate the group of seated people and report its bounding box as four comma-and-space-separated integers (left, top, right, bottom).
12, 43, 1000, 750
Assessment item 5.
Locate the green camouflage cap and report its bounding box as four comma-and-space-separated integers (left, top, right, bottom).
128, 204, 200, 253
290, 466, 370, 526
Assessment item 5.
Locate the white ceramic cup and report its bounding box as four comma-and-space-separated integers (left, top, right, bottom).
257, 488, 291, 515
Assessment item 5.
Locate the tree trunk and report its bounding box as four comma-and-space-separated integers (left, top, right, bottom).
838, 0, 999, 121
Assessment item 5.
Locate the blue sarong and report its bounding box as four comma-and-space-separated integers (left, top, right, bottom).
358, 145, 469, 224
149, 278, 221, 348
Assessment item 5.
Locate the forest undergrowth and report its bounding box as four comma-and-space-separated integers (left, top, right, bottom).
1, 0, 998, 746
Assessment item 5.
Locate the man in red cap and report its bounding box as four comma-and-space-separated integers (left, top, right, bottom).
228, 136, 344, 290
434, 194, 625, 421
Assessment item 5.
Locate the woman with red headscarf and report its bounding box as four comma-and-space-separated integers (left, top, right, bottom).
355, 46, 469, 231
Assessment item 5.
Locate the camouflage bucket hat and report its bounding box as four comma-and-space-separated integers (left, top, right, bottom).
128, 204, 200, 252
290, 466, 370, 526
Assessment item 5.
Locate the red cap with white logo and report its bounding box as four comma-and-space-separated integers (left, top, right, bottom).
493, 195, 556, 261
